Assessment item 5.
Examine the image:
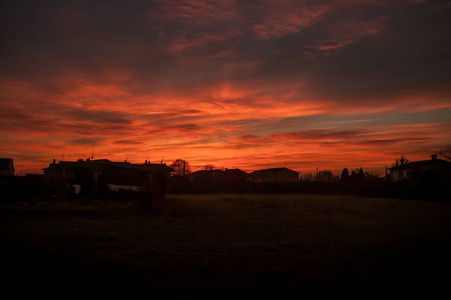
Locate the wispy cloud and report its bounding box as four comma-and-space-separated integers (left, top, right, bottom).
1, 0, 450, 174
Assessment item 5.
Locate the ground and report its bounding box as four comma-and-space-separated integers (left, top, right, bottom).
1, 194, 451, 297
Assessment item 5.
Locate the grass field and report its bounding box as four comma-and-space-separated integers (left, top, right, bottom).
1, 194, 451, 296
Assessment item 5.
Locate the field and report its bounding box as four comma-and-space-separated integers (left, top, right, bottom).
1, 194, 451, 296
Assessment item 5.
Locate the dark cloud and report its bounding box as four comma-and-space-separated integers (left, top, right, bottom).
238, 134, 270, 144
114, 139, 144, 145
272, 129, 367, 141
2, 0, 449, 99
164, 123, 201, 131
65, 108, 133, 124
70, 137, 105, 145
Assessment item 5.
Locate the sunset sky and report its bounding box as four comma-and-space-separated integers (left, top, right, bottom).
1, 0, 450, 175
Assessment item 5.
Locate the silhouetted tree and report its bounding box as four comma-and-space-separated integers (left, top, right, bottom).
392, 159, 399, 168
302, 173, 314, 182
170, 159, 191, 176
350, 171, 358, 184
365, 171, 381, 183
392, 155, 409, 167
358, 167, 365, 184
202, 164, 215, 171
318, 170, 333, 182
340, 168, 350, 184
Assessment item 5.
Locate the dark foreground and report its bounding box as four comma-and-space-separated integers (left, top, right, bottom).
1, 194, 451, 297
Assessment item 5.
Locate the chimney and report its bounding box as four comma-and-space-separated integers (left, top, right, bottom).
431, 154, 438, 160
53, 158, 56, 164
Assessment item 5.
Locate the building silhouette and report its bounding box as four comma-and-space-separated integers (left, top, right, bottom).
43, 159, 173, 198
0, 158, 15, 176
388, 154, 451, 183
247, 167, 299, 183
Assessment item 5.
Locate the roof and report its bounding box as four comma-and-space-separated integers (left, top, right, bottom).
189, 169, 225, 176
225, 168, 247, 174
133, 163, 174, 173
0, 158, 13, 168
389, 158, 451, 170
43, 159, 174, 173
250, 167, 299, 175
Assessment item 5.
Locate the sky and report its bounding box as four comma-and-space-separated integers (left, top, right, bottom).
1, 0, 450, 175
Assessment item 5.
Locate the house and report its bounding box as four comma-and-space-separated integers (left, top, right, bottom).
247, 167, 299, 183
188, 168, 248, 185
42, 159, 173, 198
0, 158, 15, 176
223, 168, 247, 184
188, 169, 225, 185
388, 154, 451, 183
186, 168, 248, 192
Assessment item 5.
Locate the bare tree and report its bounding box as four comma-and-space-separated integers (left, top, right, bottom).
302, 173, 314, 182
201, 164, 215, 171
318, 170, 333, 182
170, 159, 191, 176
392, 155, 409, 167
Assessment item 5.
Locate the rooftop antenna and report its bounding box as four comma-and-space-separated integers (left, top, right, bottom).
161, 156, 165, 164
125, 155, 129, 162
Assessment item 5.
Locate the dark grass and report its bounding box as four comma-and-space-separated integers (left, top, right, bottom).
1, 194, 451, 297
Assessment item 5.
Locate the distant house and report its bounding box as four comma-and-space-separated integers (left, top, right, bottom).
223, 168, 247, 184
0, 158, 15, 176
247, 167, 299, 183
188, 169, 225, 184
42, 159, 173, 198
188, 168, 248, 185
185, 168, 248, 192
388, 154, 451, 183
